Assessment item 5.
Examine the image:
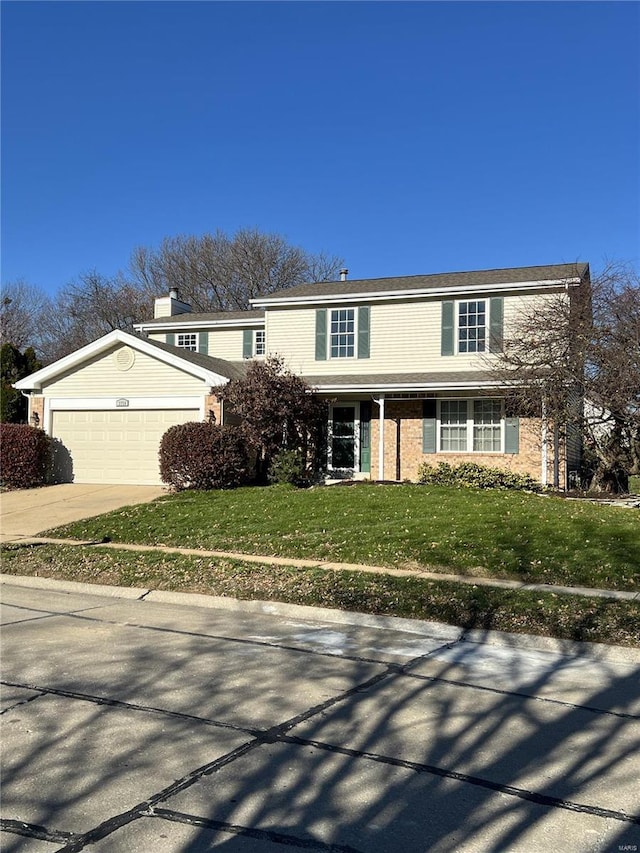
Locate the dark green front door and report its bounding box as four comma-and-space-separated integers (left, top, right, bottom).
332, 406, 356, 469
359, 401, 371, 473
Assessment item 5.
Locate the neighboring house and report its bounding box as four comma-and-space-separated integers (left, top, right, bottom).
15, 262, 589, 487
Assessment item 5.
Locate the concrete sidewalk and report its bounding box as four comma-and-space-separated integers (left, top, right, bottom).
9, 534, 640, 603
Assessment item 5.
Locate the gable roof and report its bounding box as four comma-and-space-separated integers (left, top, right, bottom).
252, 262, 589, 306
14, 329, 245, 391
136, 309, 265, 330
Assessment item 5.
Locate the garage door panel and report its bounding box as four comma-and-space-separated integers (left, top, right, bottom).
51, 408, 199, 485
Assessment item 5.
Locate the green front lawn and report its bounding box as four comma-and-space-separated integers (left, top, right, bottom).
47, 483, 640, 591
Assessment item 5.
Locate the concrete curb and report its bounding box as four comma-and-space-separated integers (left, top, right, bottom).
2, 572, 639, 665
4, 536, 640, 602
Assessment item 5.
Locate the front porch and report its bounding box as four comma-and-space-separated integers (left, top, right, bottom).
321, 390, 568, 487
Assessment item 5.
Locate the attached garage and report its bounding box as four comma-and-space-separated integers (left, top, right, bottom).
51, 407, 199, 485
16, 330, 240, 486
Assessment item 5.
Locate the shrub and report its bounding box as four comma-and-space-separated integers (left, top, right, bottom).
268, 449, 309, 487
417, 460, 541, 492
159, 422, 252, 491
0, 424, 53, 489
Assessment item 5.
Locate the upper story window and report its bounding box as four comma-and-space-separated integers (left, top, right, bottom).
177, 333, 198, 351
330, 309, 355, 358
243, 329, 266, 358
441, 297, 502, 357
458, 301, 486, 353
316, 306, 370, 361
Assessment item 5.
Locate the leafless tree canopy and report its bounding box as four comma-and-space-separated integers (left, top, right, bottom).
129, 228, 343, 312
0, 279, 50, 350
4, 228, 343, 364
492, 262, 640, 491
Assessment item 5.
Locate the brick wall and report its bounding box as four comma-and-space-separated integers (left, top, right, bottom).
30, 395, 45, 428
204, 394, 222, 424
369, 401, 565, 486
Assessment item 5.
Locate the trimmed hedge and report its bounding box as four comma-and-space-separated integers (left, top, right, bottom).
417, 460, 541, 492
0, 424, 53, 489
159, 422, 252, 491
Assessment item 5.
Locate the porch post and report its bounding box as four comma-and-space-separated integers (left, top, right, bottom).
541, 395, 548, 487
377, 394, 385, 481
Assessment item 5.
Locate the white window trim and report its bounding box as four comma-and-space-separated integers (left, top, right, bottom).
456, 299, 488, 355
177, 333, 198, 351
329, 308, 357, 360
254, 330, 266, 357
437, 398, 504, 453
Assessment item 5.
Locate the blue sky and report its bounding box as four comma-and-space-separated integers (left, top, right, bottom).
2, 1, 638, 295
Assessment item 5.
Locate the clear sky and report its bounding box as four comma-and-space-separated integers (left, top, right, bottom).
2, 1, 639, 295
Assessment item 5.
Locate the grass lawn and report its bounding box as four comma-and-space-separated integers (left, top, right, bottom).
46, 483, 639, 591
2, 543, 639, 647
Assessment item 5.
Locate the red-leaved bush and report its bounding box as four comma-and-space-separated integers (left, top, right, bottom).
0, 424, 53, 489
159, 422, 252, 491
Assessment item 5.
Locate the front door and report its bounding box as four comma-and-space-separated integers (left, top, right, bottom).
331, 405, 356, 469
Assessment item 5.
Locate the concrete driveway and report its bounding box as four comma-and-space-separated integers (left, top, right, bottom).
0, 484, 166, 543
1, 579, 639, 852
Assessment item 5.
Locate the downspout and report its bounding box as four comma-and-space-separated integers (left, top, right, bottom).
373, 394, 385, 481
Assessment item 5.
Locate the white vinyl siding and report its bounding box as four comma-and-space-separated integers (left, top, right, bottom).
266, 294, 558, 377
148, 329, 264, 361
40, 344, 207, 397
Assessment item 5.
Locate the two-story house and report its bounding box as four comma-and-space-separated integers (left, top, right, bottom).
16, 262, 589, 487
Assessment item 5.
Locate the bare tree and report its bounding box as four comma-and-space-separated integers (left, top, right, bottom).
0, 279, 50, 350
36, 271, 155, 363
129, 228, 343, 312
492, 262, 640, 493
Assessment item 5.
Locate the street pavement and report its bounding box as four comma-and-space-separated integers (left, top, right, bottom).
1, 579, 639, 853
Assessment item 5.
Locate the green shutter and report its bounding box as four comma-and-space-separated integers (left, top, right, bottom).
422, 400, 437, 453
166, 333, 175, 346
505, 417, 520, 454
198, 332, 208, 355
490, 297, 504, 352
441, 301, 454, 356
242, 329, 253, 359
357, 306, 370, 359
315, 309, 327, 361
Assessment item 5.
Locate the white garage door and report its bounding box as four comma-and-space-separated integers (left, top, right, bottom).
52, 409, 199, 485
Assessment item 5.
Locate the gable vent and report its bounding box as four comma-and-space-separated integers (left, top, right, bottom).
114, 347, 135, 371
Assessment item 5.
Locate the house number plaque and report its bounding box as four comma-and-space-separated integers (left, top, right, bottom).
116, 398, 130, 408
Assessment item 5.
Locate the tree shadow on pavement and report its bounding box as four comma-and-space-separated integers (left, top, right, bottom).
0, 589, 639, 852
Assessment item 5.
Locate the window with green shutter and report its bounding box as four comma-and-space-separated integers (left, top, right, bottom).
489, 297, 504, 352
357, 306, 370, 359
242, 329, 253, 359
422, 400, 437, 453
315, 309, 327, 360
441, 301, 454, 356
